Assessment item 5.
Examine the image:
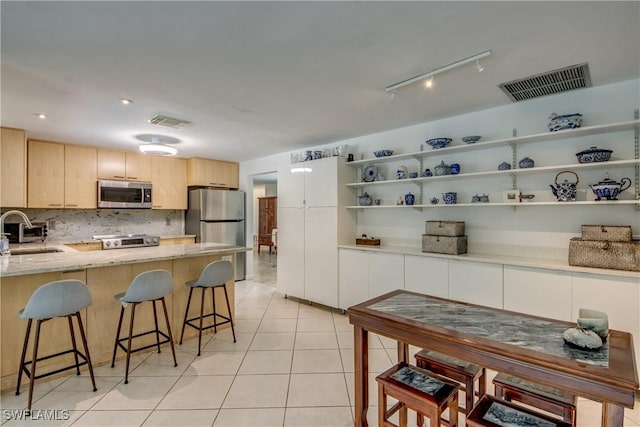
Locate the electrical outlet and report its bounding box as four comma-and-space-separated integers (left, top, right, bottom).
165, 217, 171, 226
49, 220, 56, 230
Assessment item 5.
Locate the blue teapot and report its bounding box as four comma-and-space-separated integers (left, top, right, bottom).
550, 170, 579, 202
404, 192, 415, 206
358, 192, 372, 206
442, 192, 457, 205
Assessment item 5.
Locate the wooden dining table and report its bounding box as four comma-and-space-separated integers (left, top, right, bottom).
348, 290, 638, 427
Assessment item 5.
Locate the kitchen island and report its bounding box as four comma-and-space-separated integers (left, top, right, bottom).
0, 242, 249, 391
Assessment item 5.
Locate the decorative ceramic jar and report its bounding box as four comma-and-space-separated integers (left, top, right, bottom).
498, 162, 511, 170
376, 173, 385, 181
518, 157, 535, 168
442, 192, 457, 205
395, 165, 408, 180
358, 192, 372, 206
480, 194, 490, 203
471, 194, 481, 203
548, 112, 583, 132
434, 161, 450, 176
404, 192, 415, 206
429, 197, 439, 205
550, 170, 579, 202
409, 172, 418, 179
576, 147, 612, 163
450, 163, 461, 175
589, 173, 631, 201
422, 168, 433, 177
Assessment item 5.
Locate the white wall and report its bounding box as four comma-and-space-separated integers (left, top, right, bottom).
240, 80, 640, 266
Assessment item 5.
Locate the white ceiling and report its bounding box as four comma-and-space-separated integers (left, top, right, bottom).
2, 1, 639, 162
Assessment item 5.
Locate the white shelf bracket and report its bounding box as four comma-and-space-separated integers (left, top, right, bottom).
634, 109, 639, 210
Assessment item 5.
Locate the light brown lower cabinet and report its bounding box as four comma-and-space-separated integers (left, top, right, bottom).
0, 253, 235, 392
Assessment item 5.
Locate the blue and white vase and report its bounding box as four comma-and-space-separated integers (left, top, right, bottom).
404, 192, 415, 205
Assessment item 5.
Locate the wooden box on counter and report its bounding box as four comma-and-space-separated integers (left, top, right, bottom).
356, 238, 381, 246
422, 235, 467, 255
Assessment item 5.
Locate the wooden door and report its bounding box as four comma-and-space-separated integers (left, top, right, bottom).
27, 140, 65, 208
257, 196, 277, 253
65, 144, 97, 208
0, 127, 27, 208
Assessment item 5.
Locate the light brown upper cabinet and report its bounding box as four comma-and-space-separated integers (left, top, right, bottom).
1, 127, 27, 208
151, 156, 187, 210
97, 149, 151, 182
187, 158, 239, 189
64, 145, 97, 208
27, 140, 65, 208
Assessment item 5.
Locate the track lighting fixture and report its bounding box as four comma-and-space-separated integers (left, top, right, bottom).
425, 77, 434, 89
385, 50, 491, 93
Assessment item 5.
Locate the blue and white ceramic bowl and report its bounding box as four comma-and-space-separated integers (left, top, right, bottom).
576, 147, 612, 163
548, 113, 583, 132
462, 135, 481, 144
425, 137, 452, 149
374, 149, 394, 158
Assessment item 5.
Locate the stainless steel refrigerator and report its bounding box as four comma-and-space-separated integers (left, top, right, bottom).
185, 189, 246, 280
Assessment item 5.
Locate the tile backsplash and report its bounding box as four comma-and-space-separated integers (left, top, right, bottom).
12, 209, 184, 242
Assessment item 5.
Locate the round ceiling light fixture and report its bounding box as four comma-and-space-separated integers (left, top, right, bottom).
135, 134, 180, 156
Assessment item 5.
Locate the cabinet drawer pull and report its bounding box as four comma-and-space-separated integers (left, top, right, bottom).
127, 176, 137, 180
66, 204, 78, 207
152, 205, 162, 208
48, 203, 63, 207
113, 175, 125, 179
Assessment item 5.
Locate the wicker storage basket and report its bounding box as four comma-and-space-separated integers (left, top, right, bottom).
425, 221, 465, 237
569, 238, 640, 272
422, 234, 467, 255
581, 225, 632, 242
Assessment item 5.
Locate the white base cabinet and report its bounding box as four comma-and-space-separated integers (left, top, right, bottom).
404, 255, 448, 298
338, 249, 403, 310
504, 266, 572, 321
449, 260, 503, 309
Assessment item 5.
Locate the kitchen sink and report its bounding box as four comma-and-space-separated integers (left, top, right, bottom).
10, 247, 63, 255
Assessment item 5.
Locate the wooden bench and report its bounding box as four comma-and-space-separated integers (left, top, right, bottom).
415, 349, 486, 414
467, 395, 573, 427
493, 373, 577, 426
376, 362, 459, 427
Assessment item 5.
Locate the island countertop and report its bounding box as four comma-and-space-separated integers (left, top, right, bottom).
0, 243, 249, 277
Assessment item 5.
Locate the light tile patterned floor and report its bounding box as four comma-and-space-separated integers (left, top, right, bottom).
1, 252, 638, 426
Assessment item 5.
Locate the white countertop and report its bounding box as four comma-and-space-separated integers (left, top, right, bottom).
0, 242, 249, 277
339, 244, 640, 279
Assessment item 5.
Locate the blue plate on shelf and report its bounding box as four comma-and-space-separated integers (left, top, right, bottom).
363, 165, 378, 182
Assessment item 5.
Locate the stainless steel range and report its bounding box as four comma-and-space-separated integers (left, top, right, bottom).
93, 234, 160, 250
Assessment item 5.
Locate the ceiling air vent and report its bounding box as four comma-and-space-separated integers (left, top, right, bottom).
146, 114, 192, 129
498, 63, 592, 102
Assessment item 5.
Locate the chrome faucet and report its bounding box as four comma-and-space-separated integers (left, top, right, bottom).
0, 210, 34, 255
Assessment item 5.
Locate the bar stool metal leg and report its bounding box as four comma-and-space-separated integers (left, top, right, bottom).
111, 306, 125, 368
27, 319, 43, 411
68, 316, 81, 375
212, 287, 217, 334
15, 319, 32, 396
161, 297, 178, 367
75, 312, 97, 392
198, 287, 205, 356
152, 300, 161, 353
179, 287, 194, 345
222, 284, 236, 343
124, 303, 137, 384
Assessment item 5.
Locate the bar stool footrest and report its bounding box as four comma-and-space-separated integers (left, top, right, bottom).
20, 348, 90, 382
115, 329, 172, 355
183, 312, 233, 332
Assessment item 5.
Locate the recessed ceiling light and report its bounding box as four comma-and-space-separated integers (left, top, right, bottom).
35, 113, 47, 119
120, 98, 133, 105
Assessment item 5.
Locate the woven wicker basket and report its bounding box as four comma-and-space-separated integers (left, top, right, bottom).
569, 238, 640, 271
425, 221, 465, 237
581, 225, 632, 242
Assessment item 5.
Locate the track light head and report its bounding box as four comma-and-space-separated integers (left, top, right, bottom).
476, 59, 484, 73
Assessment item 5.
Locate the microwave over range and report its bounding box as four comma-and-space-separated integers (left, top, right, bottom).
98, 180, 152, 209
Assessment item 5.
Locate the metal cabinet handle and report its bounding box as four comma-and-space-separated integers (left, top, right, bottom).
48, 203, 63, 207
113, 175, 125, 179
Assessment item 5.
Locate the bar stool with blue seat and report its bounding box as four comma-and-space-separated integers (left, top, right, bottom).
111, 269, 178, 384
179, 260, 236, 356
16, 279, 97, 411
